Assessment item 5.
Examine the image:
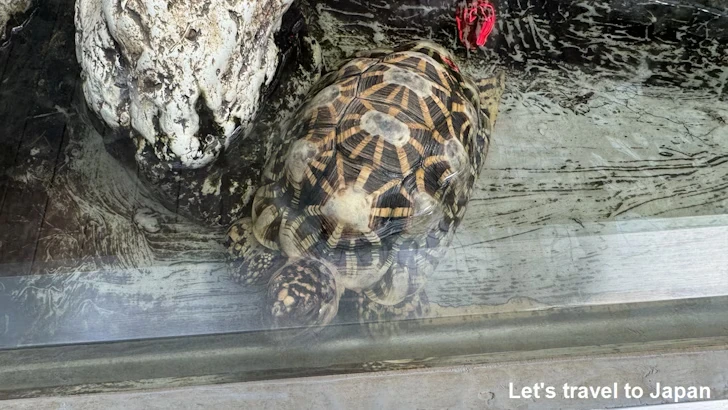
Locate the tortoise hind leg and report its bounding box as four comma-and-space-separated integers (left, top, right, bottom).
356, 289, 431, 339
359, 239, 438, 338
364, 264, 411, 306
227, 217, 286, 285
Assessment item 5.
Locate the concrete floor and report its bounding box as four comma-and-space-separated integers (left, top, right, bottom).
1, 346, 727, 409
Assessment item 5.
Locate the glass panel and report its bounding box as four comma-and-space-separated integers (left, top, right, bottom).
0, 0, 726, 393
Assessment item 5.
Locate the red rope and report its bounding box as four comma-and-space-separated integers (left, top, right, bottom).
456, 0, 496, 50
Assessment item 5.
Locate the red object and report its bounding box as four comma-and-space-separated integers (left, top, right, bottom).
442, 56, 460, 72
456, 0, 496, 49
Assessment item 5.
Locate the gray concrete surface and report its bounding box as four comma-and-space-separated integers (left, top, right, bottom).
2, 347, 727, 409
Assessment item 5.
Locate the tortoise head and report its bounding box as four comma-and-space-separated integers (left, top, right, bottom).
265, 258, 341, 333
474, 71, 506, 132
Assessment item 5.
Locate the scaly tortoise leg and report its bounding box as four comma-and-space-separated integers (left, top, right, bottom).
356, 288, 431, 339
227, 217, 286, 285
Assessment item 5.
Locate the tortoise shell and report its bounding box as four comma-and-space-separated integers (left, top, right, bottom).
248, 41, 496, 297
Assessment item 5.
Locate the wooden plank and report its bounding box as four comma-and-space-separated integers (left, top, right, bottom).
0, 0, 83, 277
30, 114, 149, 275
26, 105, 228, 274
0, 71, 35, 213
3, 213, 726, 346
0, 115, 66, 277
433, 217, 728, 310
11, 120, 238, 343
0, 0, 66, 216
427, 70, 728, 309
0, 39, 11, 81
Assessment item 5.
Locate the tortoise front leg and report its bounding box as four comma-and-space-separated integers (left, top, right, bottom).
227, 217, 286, 285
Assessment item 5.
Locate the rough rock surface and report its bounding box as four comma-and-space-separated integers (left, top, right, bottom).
74, 0, 322, 227
75, 0, 294, 169
0, 0, 32, 42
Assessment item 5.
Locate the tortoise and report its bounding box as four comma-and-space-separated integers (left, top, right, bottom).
227, 40, 505, 334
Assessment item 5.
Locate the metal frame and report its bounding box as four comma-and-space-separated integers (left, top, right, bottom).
2, 296, 727, 399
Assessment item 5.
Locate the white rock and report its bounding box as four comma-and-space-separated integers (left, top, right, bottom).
0, 0, 31, 42
75, 0, 294, 168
